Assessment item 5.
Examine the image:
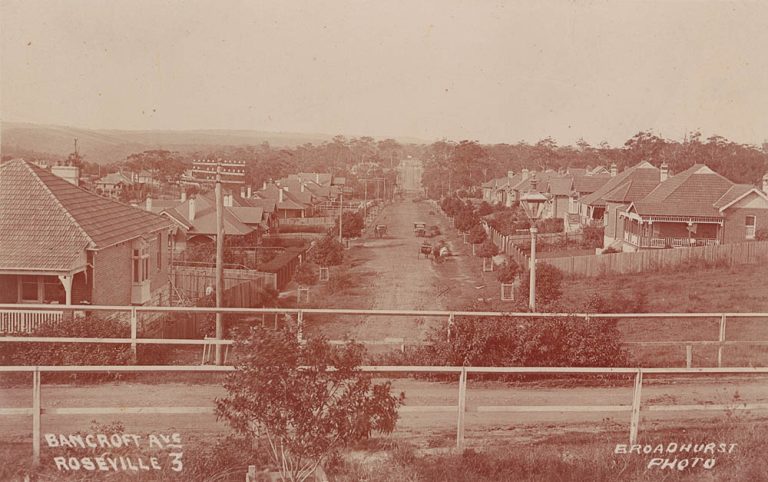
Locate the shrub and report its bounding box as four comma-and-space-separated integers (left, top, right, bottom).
216, 326, 404, 481
384, 311, 627, 368
535, 217, 564, 234
294, 261, 319, 286
476, 201, 494, 216
496, 259, 520, 284
756, 228, 768, 241
312, 235, 344, 267
0, 315, 168, 382
454, 210, 479, 233
476, 239, 499, 258
519, 263, 564, 306
334, 211, 365, 239
581, 226, 604, 248
468, 224, 487, 245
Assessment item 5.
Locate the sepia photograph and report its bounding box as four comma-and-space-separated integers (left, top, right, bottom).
1, 1, 767, 480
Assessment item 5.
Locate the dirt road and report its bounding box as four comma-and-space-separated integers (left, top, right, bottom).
2, 376, 767, 451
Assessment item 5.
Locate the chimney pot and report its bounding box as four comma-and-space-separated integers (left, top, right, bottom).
660, 162, 670, 182
189, 197, 196, 221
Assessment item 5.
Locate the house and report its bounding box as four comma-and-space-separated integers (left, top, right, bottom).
618, 165, 768, 251
253, 182, 313, 218
0, 160, 173, 309
95, 171, 134, 198
133, 170, 161, 187
576, 161, 662, 246
161, 194, 258, 252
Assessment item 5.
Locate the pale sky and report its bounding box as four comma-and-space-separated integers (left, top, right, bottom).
2, 0, 767, 146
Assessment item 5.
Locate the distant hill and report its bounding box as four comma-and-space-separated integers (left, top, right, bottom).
0, 122, 342, 164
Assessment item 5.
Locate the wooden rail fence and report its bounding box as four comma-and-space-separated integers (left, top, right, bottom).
2, 364, 768, 465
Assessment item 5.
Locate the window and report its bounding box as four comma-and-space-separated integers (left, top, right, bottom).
746, 215, 756, 239
20, 276, 40, 302
132, 242, 150, 283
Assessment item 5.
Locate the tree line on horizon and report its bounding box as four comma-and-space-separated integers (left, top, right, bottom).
4, 130, 766, 196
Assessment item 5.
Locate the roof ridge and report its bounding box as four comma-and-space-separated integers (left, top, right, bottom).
23, 161, 96, 248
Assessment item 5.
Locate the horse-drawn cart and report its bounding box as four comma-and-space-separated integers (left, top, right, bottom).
375, 224, 387, 238
418, 241, 433, 258
414, 221, 427, 237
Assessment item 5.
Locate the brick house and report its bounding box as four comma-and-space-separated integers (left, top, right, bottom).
619, 165, 768, 251
0, 160, 174, 309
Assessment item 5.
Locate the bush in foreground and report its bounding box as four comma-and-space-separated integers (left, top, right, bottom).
216, 326, 404, 482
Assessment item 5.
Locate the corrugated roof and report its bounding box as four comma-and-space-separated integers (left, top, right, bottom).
0, 160, 171, 272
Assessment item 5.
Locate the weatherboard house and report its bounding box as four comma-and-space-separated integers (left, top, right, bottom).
0, 160, 174, 311
618, 164, 768, 251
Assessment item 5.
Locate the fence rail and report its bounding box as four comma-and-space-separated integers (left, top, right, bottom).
1, 304, 766, 369
2, 364, 768, 465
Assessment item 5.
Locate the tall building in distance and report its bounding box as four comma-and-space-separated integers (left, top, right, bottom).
191, 159, 246, 185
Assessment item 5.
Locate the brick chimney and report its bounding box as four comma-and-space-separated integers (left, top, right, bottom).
145, 194, 152, 212
316, 173, 320, 183
181, 191, 187, 202
507, 170, 515, 180
189, 197, 196, 221
279, 188, 284, 203
610, 163, 617, 177
240, 186, 246, 198
762, 173, 768, 193
247, 186, 252, 198
301, 183, 306, 193
522, 168, 529, 180
660, 162, 670, 182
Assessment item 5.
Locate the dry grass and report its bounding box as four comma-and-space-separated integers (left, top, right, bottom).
331, 416, 768, 482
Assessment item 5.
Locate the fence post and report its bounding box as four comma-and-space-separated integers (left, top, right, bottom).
447, 313, 455, 341
456, 366, 468, 450
718, 314, 727, 368
629, 369, 643, 445
130, 307, 138, 362
297, 310, 304, 342
32, 367, 41, 466
686, 345, 692, 368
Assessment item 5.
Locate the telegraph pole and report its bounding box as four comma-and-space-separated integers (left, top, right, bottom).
338, 188, 344, 243
214, 162, 225, 365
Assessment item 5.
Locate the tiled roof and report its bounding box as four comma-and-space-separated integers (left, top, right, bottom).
163, 195, 254, 236
255, 185, 309, 210
572, 174, 611, 194
547, 177, 573, 196
0, 160, 171, 272
581, 161, 659, 207
230, 207, 265, 226
713, 185, 754, 209
632, 164, 737, 217
234, 197, 277, 213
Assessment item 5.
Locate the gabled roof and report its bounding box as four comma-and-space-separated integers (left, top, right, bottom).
230, 207, 265, 226
631, 164, 743, 217
547, 176, 574, 196
163, 195, 254, 236
0, 160, 171, 272
234, 196, 277, 213
254, 184, 309, 210
96, 172, 133, 185
572, 174, 611, 194
581, 161, 659, 207
713, 185, 755, 210
295, 172, 333, 186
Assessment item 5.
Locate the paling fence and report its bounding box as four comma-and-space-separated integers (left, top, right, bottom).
170, 266, 276, 302
484, 222, 768, 277
542, 240, 768, 277
2, 364, 768, 465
